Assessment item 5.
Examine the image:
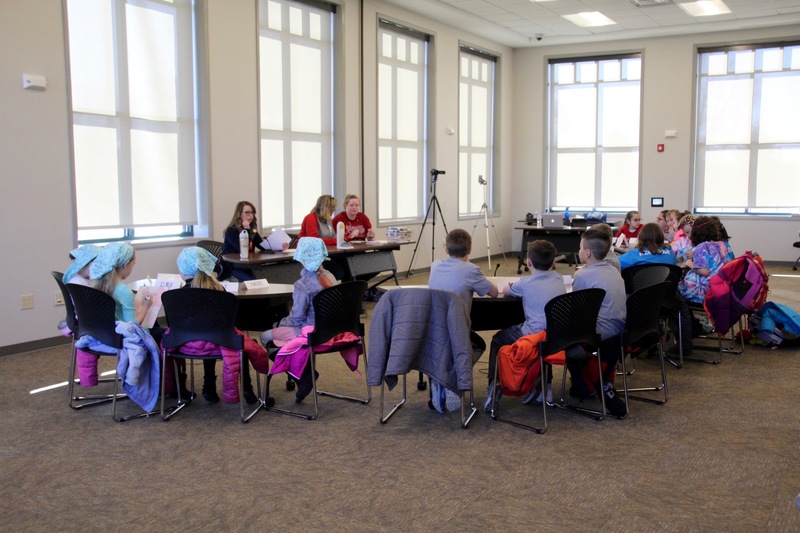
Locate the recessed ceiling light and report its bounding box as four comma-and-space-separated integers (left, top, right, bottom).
628, 0, 675, 6
563, 11, 616, 28
678, 0, 731, 17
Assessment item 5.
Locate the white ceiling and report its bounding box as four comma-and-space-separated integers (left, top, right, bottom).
379, 0, 800, 48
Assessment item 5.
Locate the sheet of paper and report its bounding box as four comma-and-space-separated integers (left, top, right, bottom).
266, 229, 291, 251
221, 281, 239, 294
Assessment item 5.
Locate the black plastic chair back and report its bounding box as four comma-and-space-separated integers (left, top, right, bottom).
541, 288, 605, 356
308, 281, 367, 349
624, 281, 670, 347
661, 264, 688, 313
197, 240, 224, 260
622, 263, 670, 294
161, 288, 243, 351
66, 284, 123, 349
52, 271, 78, 335
631, 265, 670, 293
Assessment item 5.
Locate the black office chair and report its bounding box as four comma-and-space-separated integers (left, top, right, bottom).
160, 288, 264, 423
51, 270, 77, 348
66, 284, 153, 421
621, 263, 670, 294
793, 232, 800, 270
490, 288, 606, 434
264, 281, 370, 420
619, 281, 671, 409
368, 288, 478, 429
197, 240, 229, 279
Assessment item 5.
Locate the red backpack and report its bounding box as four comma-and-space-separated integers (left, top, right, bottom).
704, 251, 769, 333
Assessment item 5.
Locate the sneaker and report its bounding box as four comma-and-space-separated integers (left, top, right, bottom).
430, 380, 446, 413
483, 381, 502, 413
445, 388, 462, 412
523, 383, 553, 405
602, 382, 627, 417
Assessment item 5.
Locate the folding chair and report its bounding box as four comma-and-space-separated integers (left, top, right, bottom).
620, 281, 671, 408
264, 280, 370, 420
66, 284, 152, 421
160, 288, 263, 423
490, 288, 606, 434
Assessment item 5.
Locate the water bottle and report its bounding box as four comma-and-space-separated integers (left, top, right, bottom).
336, 221, 346, 248
564, 206, 571, 226
239, 230, 249, 259
534, 210, 541, 228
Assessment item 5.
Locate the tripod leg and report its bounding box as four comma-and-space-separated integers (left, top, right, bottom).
405, 194, 438, 278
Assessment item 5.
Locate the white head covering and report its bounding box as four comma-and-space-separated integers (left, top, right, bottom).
63, 244, 102, 284
177, 247, 218, 277
90, 242, 134, 280
293, 237, 328, 272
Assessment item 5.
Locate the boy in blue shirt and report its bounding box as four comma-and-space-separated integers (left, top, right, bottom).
429, 228, 498, 412
484, 240, 565, 411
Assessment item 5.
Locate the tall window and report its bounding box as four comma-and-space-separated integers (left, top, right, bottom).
694, 43, 800, 215
377, 21, 429, 224
547, 54, 641, 212
258, 0, 335, 228
459, 46, 496, 217
66, 0, 199, 243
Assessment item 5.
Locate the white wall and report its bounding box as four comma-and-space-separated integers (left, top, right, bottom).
510, 25, 800, 261
0, 0, 514, 350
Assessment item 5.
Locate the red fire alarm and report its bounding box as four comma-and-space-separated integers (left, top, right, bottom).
657, 144, 665, 152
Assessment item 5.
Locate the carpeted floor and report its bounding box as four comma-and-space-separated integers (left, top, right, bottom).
2, 261, 799, 532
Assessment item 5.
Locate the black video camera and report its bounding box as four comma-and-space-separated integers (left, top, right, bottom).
430, 168, 445, 177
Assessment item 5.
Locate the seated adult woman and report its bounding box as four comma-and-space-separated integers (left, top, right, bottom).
331, 194, 375, 242
221, 201, 268, 281
299, 194, 337, 246
618, 222, 677, 270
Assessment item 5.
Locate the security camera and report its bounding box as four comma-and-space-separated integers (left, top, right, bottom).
535, 33, 543, 42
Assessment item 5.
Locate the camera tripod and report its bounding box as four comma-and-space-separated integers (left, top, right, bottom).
471, 175, 507, 275
405, 169, 448, 278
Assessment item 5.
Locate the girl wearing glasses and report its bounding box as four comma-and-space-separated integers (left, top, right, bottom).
222, 200, 268, 281
614, 210, 642, 247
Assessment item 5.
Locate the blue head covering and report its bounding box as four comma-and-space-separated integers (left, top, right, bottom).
90, 242, 135, 280
63, 244, 102, 284
293, 237, 328, 272
177, 247, 218, 277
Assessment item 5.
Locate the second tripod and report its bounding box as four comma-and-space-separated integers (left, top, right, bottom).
405, 169, 448, 277
471, 175, 507, 274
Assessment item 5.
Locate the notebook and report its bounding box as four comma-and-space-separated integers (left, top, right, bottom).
541, 214, 564, 228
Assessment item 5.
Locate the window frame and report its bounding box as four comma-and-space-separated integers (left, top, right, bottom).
458, 44, 497, 219
693, 41, 800, 217
65, 0, 203, 245
376, 19, 431, 225
546, 53, 642, 214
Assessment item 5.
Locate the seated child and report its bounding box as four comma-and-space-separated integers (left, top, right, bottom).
58, 245, 102, 335
90, 243, 152, 325
619, 222, 677, 270
592, 223, 621, 272
484, 240, 565, 412
671, 214, 695, 265
614, 210, 642, 246
260, 237, 338, 402
63, 245, 102, 286
570, 226, 627, 417
429, 228, 498, 412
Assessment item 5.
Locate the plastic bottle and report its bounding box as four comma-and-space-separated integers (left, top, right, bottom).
239, 230, 249, 259
534, 210, 540, 228
336, 221, 346, 248
564, 206, 571, 226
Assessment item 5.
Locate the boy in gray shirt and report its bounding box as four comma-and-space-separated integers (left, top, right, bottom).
429, 229, 498, 412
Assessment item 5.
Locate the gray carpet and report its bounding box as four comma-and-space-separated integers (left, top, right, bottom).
2, 262, 799, 532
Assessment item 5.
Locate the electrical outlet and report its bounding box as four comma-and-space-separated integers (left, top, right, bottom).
55, 291, 65, 306
20, 294, 34, 310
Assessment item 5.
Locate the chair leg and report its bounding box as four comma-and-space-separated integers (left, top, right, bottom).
379, 374, 407, 424
489, 351, 547, 434
240, 352, 263, 423
550, 352, 608, 421
624, 340, 669, 405
459, 389, 477, 429
69, 344, 129, 411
